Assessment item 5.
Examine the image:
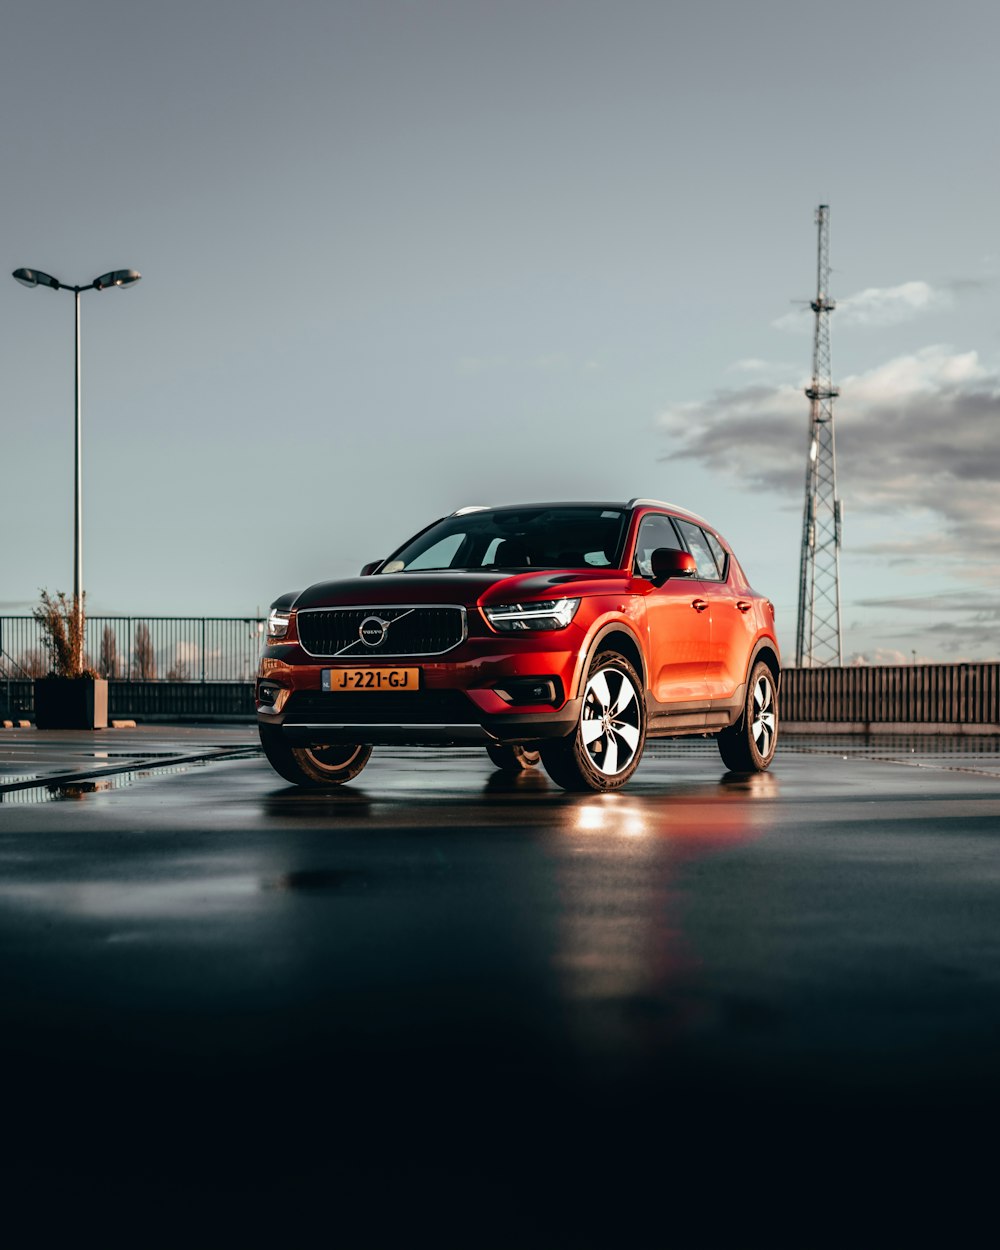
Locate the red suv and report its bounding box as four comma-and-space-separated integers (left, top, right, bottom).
256, 499, 779, 791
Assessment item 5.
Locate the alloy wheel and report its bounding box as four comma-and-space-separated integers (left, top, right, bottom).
751, 674, 776, 760
581, 665, 643, 777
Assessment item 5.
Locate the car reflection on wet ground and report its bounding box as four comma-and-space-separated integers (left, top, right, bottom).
2, 729, 1000, 1242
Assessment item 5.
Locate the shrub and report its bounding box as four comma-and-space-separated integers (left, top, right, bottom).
32, 590, 96, 679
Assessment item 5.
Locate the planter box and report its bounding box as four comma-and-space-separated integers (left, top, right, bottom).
33, 678, 108, 730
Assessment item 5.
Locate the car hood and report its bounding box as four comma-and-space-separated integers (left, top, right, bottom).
292, 568, 628, 610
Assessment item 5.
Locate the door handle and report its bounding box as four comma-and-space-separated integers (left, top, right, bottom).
691, 599, 708, 613
736, 600, 752, 613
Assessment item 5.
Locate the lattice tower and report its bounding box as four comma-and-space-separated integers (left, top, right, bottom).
795, 204, 843, 667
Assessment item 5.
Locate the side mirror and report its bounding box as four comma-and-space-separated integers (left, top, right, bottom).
360, 560, 382, 577
650, 548, 696, 586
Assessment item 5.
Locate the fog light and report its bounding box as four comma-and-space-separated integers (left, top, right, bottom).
258, 682, 282, 706
494, 677, 560, 705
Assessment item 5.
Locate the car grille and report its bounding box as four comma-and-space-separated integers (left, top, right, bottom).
296, 606, 466, 658
283, 690, 479, 725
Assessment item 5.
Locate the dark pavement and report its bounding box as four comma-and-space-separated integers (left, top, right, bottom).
2, 728, 1000, 1243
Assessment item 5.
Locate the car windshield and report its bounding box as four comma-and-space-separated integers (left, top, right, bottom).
380, 506, 629, 573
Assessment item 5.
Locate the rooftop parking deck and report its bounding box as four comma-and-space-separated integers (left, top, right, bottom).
2, 730, 998, 1242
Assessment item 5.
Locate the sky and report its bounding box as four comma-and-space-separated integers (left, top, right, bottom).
2, 0, 999, 664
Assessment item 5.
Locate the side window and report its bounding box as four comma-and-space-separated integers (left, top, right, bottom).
632, 514, 682, 579
705, 531, 729, 580
675, 519, 722, 580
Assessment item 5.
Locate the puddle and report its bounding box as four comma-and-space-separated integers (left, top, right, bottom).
782, 734, 1000, 778
0, 762, 204, 804
90, 751, 182, 760
263, 861, 457, 893
0, 873, 260, 918
0, 748, 261, 803
265, 869, 373, 892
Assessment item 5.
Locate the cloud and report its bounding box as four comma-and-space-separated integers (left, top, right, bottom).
658, 345, 1000, 577
909, 610, 1000, 657
773, 280, 949, 333
855, 595, 1000, 615
837, 281, 950, 327
845, 648, 917, 666
943, 276, 995, 295
847, 608, 1000, 659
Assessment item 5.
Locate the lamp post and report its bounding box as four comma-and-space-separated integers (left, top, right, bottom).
12, 266, 141, 646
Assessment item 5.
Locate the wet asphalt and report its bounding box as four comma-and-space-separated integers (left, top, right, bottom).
2, 728, 1000, 1243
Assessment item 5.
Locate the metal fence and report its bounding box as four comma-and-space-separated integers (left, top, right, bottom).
2, 624, 998, 727
782, 663, 1000, 727
0, 680, 254, 722
0, 616, 266, 684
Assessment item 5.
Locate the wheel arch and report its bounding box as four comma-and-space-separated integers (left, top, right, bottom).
572, 623, 647, 699
749, 641, 781, 689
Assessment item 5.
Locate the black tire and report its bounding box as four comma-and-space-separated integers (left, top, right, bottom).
259, 723, 372, 787
717, 661, 778, 773
485, 744, 541, 772
540, 651, 646, 792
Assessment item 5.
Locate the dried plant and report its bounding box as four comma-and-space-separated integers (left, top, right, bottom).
32, 590, 95, 678
133, 622, 157, 680
98, 624, 121, 679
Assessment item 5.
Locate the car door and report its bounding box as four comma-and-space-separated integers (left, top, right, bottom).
673, 520, 756, 701
631, 513, 711, 704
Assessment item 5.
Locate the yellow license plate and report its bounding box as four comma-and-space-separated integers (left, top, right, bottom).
322, 667, 420, 692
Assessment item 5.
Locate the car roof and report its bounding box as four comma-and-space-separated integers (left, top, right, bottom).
625, 498, 713, 526
450, 498, 714, 528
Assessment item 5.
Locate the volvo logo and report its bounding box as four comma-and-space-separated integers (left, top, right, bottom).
359, 615, 390, 647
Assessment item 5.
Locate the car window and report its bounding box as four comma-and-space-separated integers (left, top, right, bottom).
633, 514, 683, 579
675, 519, 723, 580
395, 533, 464, 571
704, 530, 729, 579
382, 506, 630, 572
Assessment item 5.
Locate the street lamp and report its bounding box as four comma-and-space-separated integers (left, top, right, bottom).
12, 266, 141, 644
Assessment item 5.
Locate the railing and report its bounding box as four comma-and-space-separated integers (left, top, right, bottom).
0, 679, 254, 722
0, 616, 266, 683
782, 663, 1000, 727
2, 627, 998, 728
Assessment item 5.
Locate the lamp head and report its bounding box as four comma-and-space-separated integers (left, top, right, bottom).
12, 268, 61, 290
94, 269, 141, 290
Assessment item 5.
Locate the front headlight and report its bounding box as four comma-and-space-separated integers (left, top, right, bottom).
267, 608, 292, 640
483, 598, 581, 632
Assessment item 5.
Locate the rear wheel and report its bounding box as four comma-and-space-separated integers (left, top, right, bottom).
540, 651, 646, 792
259, 724, 372, 787
485, 744, 541, 772
717, 661, 778, 773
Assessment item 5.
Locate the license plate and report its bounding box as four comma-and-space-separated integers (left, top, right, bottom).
322, 667, 420, 692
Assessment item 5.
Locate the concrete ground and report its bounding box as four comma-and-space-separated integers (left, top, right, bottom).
2, 727, 999, 1243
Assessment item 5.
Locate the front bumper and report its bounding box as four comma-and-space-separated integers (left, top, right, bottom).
256, 637, 585, 747
273, 702, 582, 748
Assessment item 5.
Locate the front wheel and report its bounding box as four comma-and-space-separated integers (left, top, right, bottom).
717, 661, 778, 773
540, 651, 646, 792
259, 724, 372, 787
